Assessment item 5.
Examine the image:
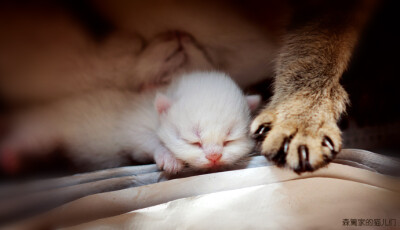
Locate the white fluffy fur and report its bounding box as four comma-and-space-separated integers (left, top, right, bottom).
3, 72, 260, 173
157, 72, 259, 170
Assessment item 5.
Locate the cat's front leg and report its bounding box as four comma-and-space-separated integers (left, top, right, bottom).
251, 1, 372, 173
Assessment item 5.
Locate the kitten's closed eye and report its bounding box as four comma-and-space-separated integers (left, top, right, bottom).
223, 140, 233, 146
185, 139, 235, 147
183, 139, 202, 148
186, 140, 234, 147
191, 142, 202, 148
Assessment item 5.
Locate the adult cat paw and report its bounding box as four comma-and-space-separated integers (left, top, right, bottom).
250, 97, 342, 173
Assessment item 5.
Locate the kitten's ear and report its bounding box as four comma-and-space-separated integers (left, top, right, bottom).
155, 93, 172, 114
246, 95, 261, 112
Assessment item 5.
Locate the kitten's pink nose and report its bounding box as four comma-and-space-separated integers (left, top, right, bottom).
206, 153, 222, 163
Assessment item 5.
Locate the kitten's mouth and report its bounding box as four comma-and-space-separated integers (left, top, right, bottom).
205, 162, 223, 170
186, 160, 226, 172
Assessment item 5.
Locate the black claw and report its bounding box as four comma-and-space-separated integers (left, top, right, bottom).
272, 136, 293, 167
252, 123, 271, 141
305, 162, 313, 172
294, 166, 306, 174
272, 152, 286, 167
322, 154, 332, 163
283, 138, 290, 154
323, 136, 335, 152
294, 167, 302, 174
297, 145, 312, 173
272, 138, 290, 167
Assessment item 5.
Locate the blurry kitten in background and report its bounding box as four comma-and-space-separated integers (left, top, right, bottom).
0, 34, 260, 174
1, 72, 260, 174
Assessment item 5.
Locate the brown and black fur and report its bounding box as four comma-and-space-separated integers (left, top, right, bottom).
251, 0, 376, 173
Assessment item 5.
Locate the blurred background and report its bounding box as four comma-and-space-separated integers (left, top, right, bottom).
340, 0, 400, 156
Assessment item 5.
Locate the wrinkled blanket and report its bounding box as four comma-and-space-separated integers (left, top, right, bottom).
3, 149, 400, 229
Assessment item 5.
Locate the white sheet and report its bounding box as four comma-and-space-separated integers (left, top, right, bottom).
69, 178, 399, 230
11, 163, 398, 230
5, 149, 399, 230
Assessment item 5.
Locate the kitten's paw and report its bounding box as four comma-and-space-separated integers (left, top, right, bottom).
136, 31, 188, 90
251, 105, 341, 173
154, 148, 184, 174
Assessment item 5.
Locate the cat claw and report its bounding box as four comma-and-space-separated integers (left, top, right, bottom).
251, 107, 342, 174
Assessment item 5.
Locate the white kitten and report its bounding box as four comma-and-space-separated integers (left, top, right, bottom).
1, 72, 260, 173
156, 72, 261, 170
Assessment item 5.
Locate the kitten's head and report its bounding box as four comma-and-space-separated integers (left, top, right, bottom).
155, 72, 261, 170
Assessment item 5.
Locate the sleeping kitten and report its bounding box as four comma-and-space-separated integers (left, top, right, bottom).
0, 72, 260, 173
